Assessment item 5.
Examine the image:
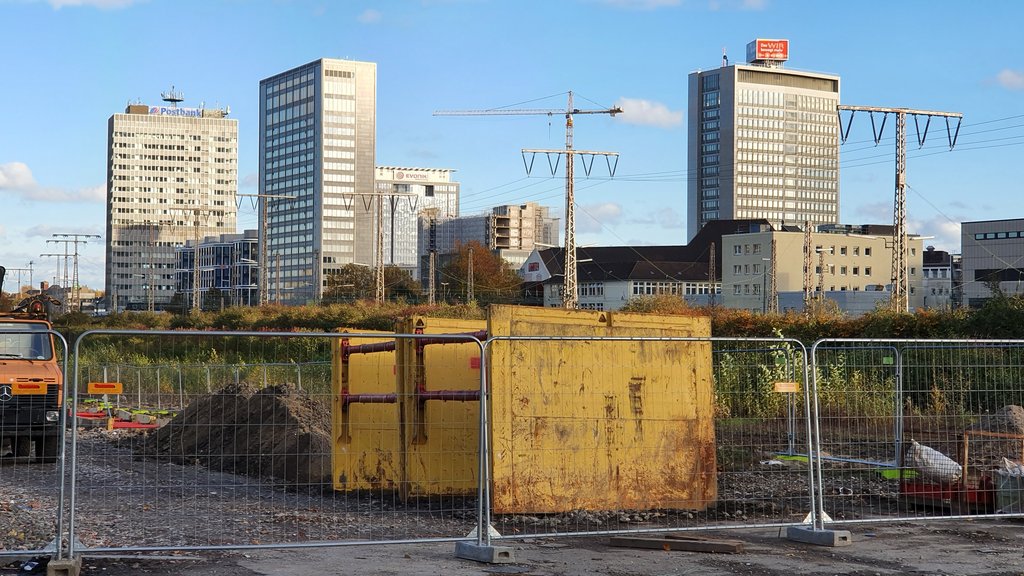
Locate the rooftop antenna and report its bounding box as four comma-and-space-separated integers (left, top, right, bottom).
722, 47, 729, 67
161, 85, 184, 108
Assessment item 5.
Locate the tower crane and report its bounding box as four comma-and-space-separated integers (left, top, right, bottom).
435, 91, 621, 309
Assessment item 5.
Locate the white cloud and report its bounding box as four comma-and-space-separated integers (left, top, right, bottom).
909, 216, 962, 254
357, 8, 382, 23
996, 69, 1024, 91
654, 207, 683, 229
600, 0, 680, 9
0, 162, 104, 203
48, 0, 138, 8
630, 207, 683, 230
576, 202, 623, 233
0, 162, 35, 189
851, 201, 892, 223
240, 173, 259, 188
614, 98, 683, 128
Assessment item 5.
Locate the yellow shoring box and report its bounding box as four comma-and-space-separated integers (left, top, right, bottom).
396, 317, 486, 498
331, 329, 401, 492
486, 305, 716, 514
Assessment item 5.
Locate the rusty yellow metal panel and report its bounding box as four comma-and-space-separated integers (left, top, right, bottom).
396, 317, 485, 498
487, 305, 715, 514
331, 329, 401, 492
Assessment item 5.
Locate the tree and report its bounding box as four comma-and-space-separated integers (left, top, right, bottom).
324, 264, 421, 303
439, 241, 523, 305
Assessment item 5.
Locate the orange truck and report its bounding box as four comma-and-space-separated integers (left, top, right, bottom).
0, 266, 63, 462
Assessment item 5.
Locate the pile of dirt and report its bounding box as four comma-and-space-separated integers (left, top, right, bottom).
966, 405, 1024, 467
142, 382, 333, 487
970, 405, 1024, 435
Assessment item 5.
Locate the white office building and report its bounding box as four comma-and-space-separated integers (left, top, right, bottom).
687, 39, 840, 240
374, 167, 459, 277
105, 99, 237, 311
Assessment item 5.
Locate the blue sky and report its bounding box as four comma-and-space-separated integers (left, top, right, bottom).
1, 0, 1022, 291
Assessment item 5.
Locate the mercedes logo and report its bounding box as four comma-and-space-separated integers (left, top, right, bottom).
0, 385, 12, 402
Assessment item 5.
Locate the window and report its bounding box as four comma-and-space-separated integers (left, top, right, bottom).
865, 247, 872, 256
733, 285, 742, 295
840, 266, 847, 275
865, 266, 872, 276
853, 267, 859, 275
752, 244, 761, 254
840, 246, 847, 255
910, 267, 916, 275
734, 245, 742, 255
853, 247, 860, 256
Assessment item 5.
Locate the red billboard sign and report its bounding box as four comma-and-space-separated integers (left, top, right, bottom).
746, 39, 789, 62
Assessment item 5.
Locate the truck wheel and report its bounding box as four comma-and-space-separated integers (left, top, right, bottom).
37, 435, 60, 464
15, 437, 32, 458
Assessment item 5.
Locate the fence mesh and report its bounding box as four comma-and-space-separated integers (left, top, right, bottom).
68, 331, 482, 553
813, 340, 1024, 525
37, 332, 1024, 556
0, 329, 67, 558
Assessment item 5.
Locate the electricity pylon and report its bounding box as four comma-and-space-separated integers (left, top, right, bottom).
435, 91, 621, 309
838, 105, 962, 311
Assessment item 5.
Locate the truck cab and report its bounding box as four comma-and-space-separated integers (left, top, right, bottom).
0, 267, 63, 463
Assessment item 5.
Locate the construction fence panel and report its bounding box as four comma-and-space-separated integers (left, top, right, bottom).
68, 329, 485, 556
74, 361, 332, 418
483, 334, 817, 540
811, 339, 1024, 528
0, 329, 70, 560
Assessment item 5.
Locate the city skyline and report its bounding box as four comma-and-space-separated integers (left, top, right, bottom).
1, 0, 1022, 291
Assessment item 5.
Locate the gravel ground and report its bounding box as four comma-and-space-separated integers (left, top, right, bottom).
4, 427, 1024, 575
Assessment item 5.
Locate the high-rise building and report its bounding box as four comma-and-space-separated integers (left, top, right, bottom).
687, 39, 840, 241
105, 99, 237, 311
374, 167, 459, 278
259, 58, 377, 304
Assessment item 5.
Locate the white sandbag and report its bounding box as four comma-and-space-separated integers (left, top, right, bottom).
907, 439, 962, 483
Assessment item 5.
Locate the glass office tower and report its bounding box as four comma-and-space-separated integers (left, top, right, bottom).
259, 58, 376, 303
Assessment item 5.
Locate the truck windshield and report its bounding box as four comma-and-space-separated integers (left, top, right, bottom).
0, 323, 54, 360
